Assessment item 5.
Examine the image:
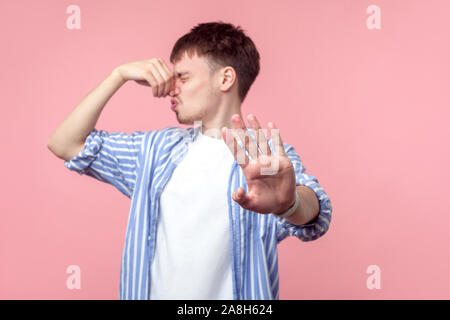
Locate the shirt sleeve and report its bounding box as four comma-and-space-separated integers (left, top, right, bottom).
273, 143, 333, 243
64, 128, 146, 198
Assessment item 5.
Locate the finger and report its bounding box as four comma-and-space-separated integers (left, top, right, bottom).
147, 63, 163, 97
154, 59, 170, 97
144, 69, 158, 96
222, 127, 250, 168
232, 186, 251, 208
163, 62, 177, 96
134, 79, 150, 87
247, 114, 272, 157
156, 58, 172, 97
268, 122, 286, 156
168, 77, 176, 96
223, 127, 250, 168
231, 114, 259, 161
148, 62, 164, 97
156, 59, 172, 97
158, 58, 172, 76
168, 70, 176, 96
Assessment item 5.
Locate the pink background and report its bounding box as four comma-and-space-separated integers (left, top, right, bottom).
1, 0, 449, 299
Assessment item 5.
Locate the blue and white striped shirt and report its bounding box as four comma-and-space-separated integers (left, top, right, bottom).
64, 125, 332, 300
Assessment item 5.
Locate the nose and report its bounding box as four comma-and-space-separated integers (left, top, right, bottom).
169, 81, 180, 97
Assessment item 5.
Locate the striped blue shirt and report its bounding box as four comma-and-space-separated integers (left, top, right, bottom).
64, 125, 332, 300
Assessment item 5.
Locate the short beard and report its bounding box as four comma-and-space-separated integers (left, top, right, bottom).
175, 106, 208, 125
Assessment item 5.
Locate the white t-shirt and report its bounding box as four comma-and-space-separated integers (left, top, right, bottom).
149, 129, 236, 299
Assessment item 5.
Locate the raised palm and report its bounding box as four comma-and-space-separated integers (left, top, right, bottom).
221, 114, 297, 214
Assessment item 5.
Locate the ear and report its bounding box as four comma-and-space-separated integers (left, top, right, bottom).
218, 66, 237, 91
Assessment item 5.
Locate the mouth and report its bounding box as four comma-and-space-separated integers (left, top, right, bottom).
171, 99, 178, 111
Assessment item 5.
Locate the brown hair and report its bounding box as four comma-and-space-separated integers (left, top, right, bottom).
170, 21, 260, 103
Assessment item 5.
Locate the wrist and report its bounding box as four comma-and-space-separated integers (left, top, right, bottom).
111, 67, 127, 85
273, 190, 300, 218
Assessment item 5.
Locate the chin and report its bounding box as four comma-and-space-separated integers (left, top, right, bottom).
175, 113, 195, 125
176, 109, 205, 125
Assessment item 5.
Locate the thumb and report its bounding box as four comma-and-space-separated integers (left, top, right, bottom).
232, 186, 250, 206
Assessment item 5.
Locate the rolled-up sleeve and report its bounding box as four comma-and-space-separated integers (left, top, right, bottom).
64, 128, 146, 198
274, 143, 332, 243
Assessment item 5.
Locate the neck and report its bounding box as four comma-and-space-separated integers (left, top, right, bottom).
200, 98, 242, 140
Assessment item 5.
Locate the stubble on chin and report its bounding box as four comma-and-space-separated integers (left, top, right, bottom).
176, 107, 208, 125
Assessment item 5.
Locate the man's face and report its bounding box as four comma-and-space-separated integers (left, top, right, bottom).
170, 51, 220, 125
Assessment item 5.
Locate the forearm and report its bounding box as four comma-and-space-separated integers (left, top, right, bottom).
47, 68, 126, 160
278, 185, 320, 226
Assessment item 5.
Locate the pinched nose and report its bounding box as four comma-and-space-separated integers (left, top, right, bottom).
169, 83, 180, 97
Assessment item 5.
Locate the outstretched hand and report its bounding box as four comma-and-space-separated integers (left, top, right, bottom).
221, 114, 297, 215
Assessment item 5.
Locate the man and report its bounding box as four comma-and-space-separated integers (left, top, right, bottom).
47, 21, 332, 300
